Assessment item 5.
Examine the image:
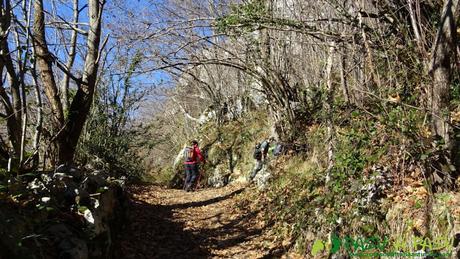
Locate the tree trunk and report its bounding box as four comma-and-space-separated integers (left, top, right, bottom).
408, 0, 423, 50
339, 47, 351, 104
33, 0, 66, 166
31, 55, 42, 170
429, 0, 460, 145
33, 0, 105, 165
60, 0, 79, 113
325, 43, 336, 183
0, 0, 22, 163
60, 0, 105, 164
0, 63, 21, 157
351, 35, 364, 106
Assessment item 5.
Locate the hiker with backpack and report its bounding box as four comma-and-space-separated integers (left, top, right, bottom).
183, 140, 205, 192
248, 137, 274, 182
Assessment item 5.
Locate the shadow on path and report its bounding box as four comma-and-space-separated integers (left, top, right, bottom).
114, 198, 209, 258
166, 188, 245, 210
114, 186, 272, 259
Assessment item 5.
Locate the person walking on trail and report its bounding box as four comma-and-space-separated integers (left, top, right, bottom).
184, 140, 205, 192
249, 137, 273, 182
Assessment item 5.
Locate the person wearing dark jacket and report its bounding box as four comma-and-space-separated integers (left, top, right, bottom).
249, 138, 273, 182
183, 140, 205, 191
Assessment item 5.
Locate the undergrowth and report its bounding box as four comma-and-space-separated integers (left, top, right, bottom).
248, 103, 459, 257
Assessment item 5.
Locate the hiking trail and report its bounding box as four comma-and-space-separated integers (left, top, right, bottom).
115, 184, 297, 259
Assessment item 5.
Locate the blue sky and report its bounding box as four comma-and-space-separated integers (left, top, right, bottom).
30, 0, 223, 117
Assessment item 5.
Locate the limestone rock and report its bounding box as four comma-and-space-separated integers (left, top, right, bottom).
208, 164, 229, 188
252, 165, 272, 190
45, 224, 88, 259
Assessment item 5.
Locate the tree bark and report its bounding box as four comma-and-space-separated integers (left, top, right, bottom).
60, 0, 79, 113
15, 0, 33, 167
0, 0, 22, 160
429, 0, 460, 145
32, 0, 105, 165
325, 42, 336, 183
31, 51, 42, 169
33, 0, 65, 127
408, 0, 423, 50
60, 0, 105, 164
33, 0, 66, 166
339, 47, 351, 104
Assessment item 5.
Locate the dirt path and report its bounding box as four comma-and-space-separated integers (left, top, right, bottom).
115, 184, 292, 259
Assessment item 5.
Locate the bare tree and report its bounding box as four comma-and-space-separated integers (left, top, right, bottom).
429, 0, 460, 145
325, 42, 336, 183
0, 1, 25, 169
32, 0, 106, 165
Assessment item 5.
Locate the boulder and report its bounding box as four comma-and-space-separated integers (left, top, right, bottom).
55, 164, 83, 182
81, 174, 106, 194
1, 167, 126, 259
45, 224, 88, 259
86, 184, 125, 258
27, 178, 47, 194
58, 237, 88, 259
173, 145, 186, 170
454, 233, 460, 259
228, 169, 246, 184
0, 204, 41, 259
208, 164, 229, 188
252, 165, 272, 190
75, 188, 91, 206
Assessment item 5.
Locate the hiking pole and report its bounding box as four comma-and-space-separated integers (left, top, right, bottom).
182, 169, 187, 190
183, 175, 187, 190
194, 168, 204, 191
